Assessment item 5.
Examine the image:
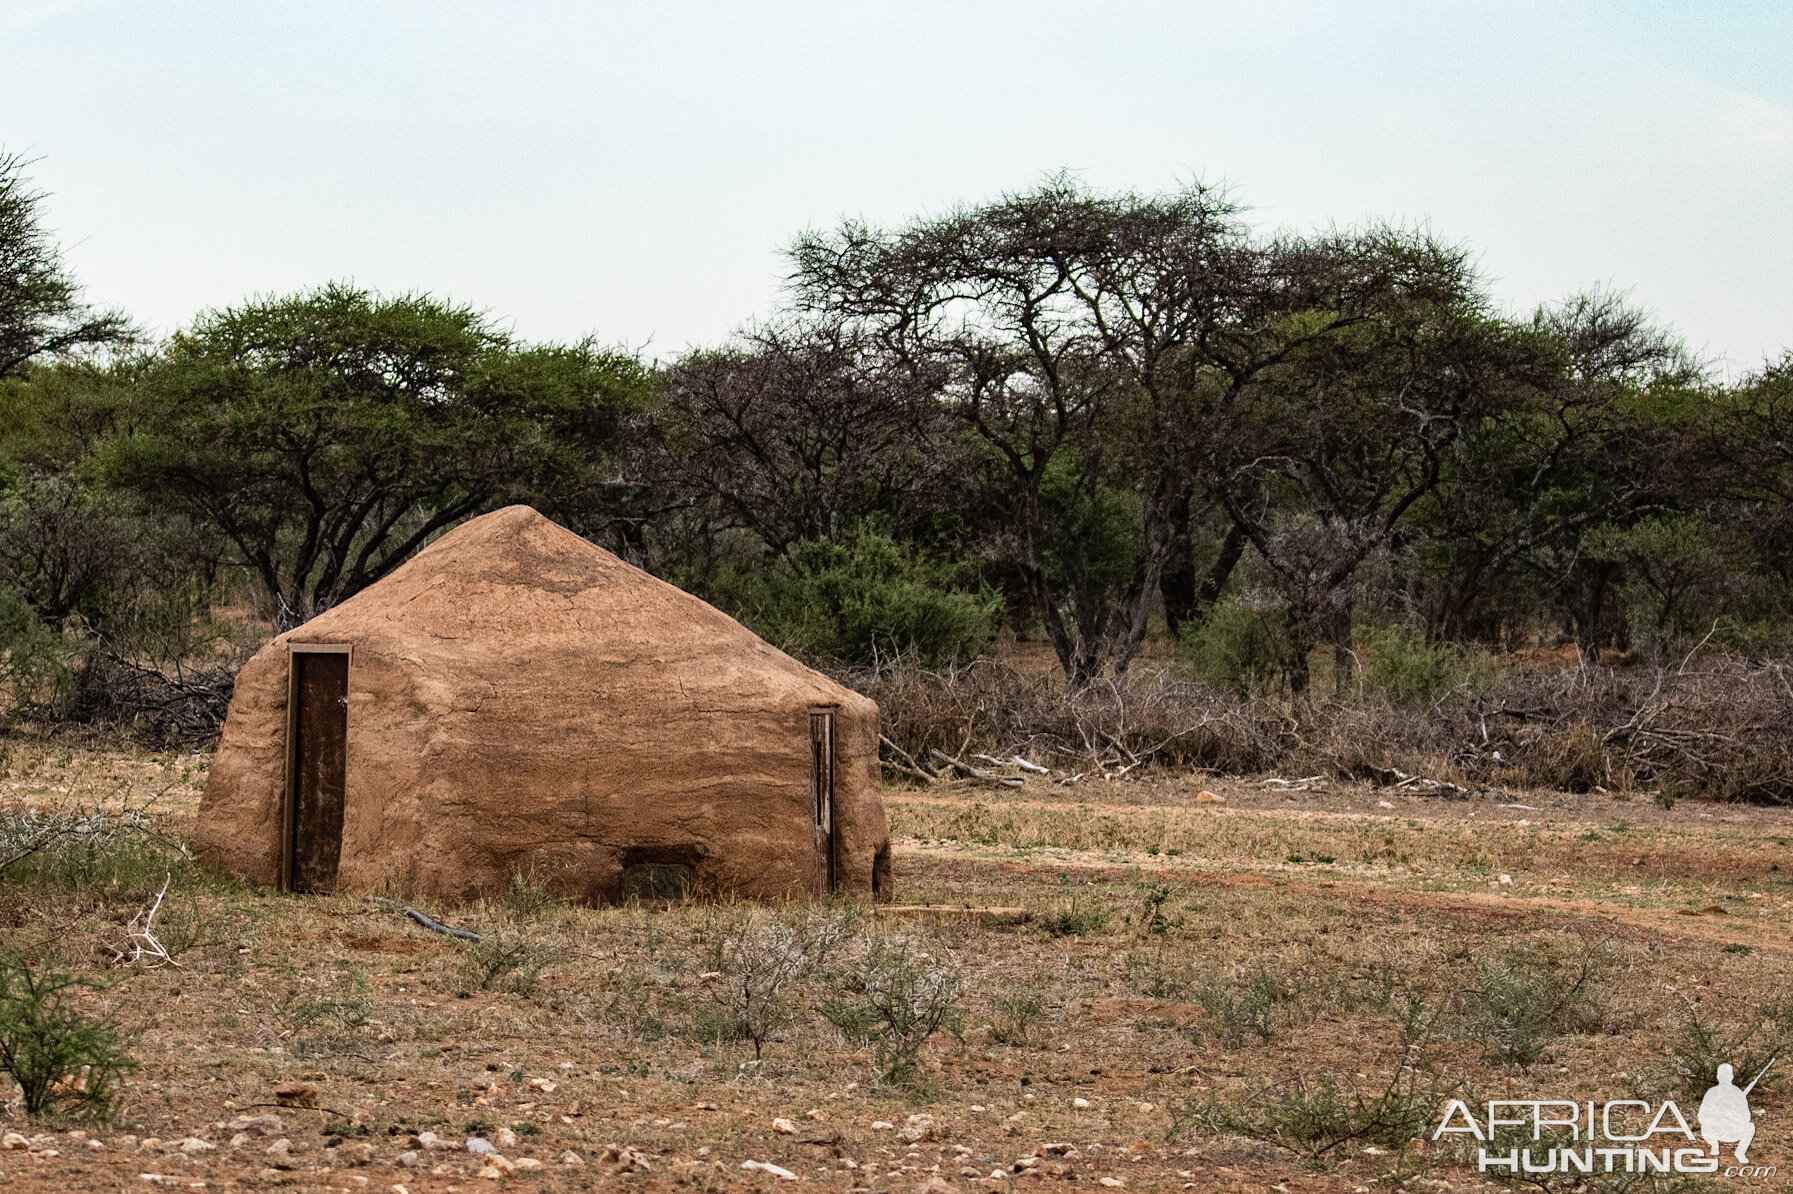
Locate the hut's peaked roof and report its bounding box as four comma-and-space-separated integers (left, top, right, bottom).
284, 504, 852, 707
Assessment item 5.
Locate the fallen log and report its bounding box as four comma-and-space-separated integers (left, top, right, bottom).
928, 749, 1024, 785
874, 904, 1032, 926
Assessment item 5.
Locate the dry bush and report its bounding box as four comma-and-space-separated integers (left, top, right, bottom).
701, 906, 855, 1059
845, 659, 1279, 775
1450, 655, 1793, 801
63, 652, 239, 747
1589, 656, 1793, 802
846, 651, 1793, 803
0, 801, 191, 907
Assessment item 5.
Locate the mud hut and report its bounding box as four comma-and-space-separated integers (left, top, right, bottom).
194, 506, 889, 903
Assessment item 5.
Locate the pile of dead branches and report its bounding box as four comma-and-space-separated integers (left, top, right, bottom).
1565, 656, 1792, 802
65, 651, 238, 746
844, 652, 1793, 803
843, 659, 1281, 782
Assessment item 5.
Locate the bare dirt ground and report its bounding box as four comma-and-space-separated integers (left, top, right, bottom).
0, 737, 1789, 1193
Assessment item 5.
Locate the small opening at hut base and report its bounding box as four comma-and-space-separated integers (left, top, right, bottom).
619, 845, 702, 902
620, 863, 692, 901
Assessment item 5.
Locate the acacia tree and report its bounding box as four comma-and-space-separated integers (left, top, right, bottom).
1207, 237, 1539, 692
109, 284, 645, 627
790, 181, 1454, 684
791, 182, 1152, 683
0, 153, 131, 378
660, 318, 954, 556
1700, 353, 1793, 578
1070, 221, 1484, 678
1409, 291, 1695, 655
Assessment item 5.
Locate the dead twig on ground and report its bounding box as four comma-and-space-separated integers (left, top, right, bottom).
974, 753, 1048, 774
235, 1101, 350, 1118
108, 873, 181, 969
929, 749, 1023, 786
879, 734, 940, 784
366, 897, 483, 942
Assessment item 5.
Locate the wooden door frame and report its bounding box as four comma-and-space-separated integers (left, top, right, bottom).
809, 705, 837, 891
283, 644, 351, 892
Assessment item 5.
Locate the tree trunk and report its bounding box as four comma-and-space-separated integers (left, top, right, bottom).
1284, 606, 1312, 696
1197, 524, 1248, 624
1566, 562, 1618, 664
1162, 522, 1247, 638
1160, 501, 1197, 637
1330, 588, 1356, 697
1112, 486, 1188, 677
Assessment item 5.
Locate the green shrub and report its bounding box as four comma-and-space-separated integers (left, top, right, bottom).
989, 986, 1047, 1045
279, 968, 375, 1036
1175, 1066, 1445, 1159
1136, 881, 1174, 936
0, 955, 137, 1121
1128, 946, 1193, 999
1177, 596, 1294, 696
457, 925, 556, 997
1191, 965, 1300, 1046
1589, 514, 1759, 657
1175, 998, 1452, 1157
1360, 624, 1477, 704
1660, 995, 1793, 1101
0, 584, 79, 715
709, 528, 1001, 667
1037, 897, 1109, 937
501, 869, 560, 918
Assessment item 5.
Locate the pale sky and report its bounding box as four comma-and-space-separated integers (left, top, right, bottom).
5, 1, 1791, 373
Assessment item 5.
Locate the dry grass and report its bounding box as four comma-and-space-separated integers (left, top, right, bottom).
0, 735, 1788, 1192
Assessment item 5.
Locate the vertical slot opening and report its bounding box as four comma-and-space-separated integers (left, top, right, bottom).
809, 709, 835, 891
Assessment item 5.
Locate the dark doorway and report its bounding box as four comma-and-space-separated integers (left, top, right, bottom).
284, 646, 349, 893
619, 844, 703, 903
809, 709, 835, 891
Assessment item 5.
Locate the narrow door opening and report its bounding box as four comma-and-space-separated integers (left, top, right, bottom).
284, 645, 349, 893
809, 709, 835, 891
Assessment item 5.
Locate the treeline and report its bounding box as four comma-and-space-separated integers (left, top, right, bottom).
3, 157, 1792, 737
